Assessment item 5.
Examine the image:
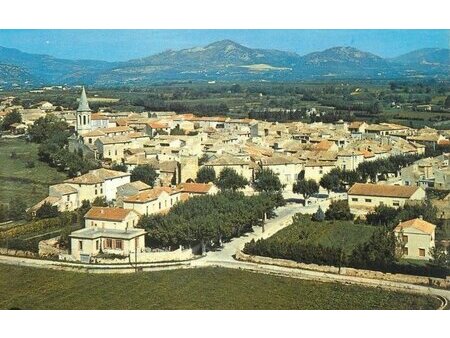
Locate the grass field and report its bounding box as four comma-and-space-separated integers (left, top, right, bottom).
0, 265, 440, 310
267, 215, 377, 254
0, 138, 67, 207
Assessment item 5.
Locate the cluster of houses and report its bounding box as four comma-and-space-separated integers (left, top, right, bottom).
3, 88, 449, 263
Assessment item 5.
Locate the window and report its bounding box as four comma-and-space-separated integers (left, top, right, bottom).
100, 189, 103, 194
96, 240, 99, 250
351, 198, 358, 202
402, 235, 408, 243
79, 240, 83, 251
104, 238, 113, 249
393, 201, 400, 207
114, 240, 123, 250
95, 189, 97, 195
403, 247, 408, 255
419, 248, 426, 257
365, 199, 372, 203
66, 195, 70, 201
159, 202, 162, 209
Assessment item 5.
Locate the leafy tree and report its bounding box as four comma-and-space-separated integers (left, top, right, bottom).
1, 111, 22, 130
253, 169, 284, 193
293, 178, 319, 205
28, 114, 69, 144
111, 163, 128, 173
196, 166, 216, 184
429, 244, 450, 269
312, 206, 325, 222
319, 169, 341, 194
35, 202, 60, 219
325, 200, 353, 221
349, 229, 397, 270
170, 126, 185, 135
215, 168, 248, 191
8, 197, 27, 221
131, 165, 158, 187
366, 205, 399, 228
92, 197, 108, 207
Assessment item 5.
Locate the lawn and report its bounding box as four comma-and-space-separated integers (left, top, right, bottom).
0, 265, 440, 310
0, 138, 67, 207
267, 215, 377, 254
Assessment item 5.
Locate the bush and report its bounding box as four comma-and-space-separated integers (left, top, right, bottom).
311, 206, 325, 222
325, 200, 353, 221
25, 160, 35, 168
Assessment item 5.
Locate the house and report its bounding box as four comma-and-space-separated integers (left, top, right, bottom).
64, 168, 130, 202
336, 150, 365, 171
394, 217, 436, 260
348, 183, 426, 214
259, 155, 304, 189
9, 122, 27, 134
116, 181, 151, 207
69, 207, 146, 262
304, 161, 335, 183
205, 153, 253, 181
95, 136, 132, 162
123, 187, 182, 216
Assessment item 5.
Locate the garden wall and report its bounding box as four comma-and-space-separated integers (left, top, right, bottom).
235, 250, 450, 289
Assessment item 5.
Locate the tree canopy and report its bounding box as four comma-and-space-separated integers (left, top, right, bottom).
215, 168, 248, 191
131, 165, 158, 187
293, 178, 319, 203
1, 111, 22, 130
253, 168, 284, 193
196, 166, 216, 184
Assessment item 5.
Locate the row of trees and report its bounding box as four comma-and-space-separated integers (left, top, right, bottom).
196, 167, 284, 194
138, 191, 284, 252
319, 154, 423, 194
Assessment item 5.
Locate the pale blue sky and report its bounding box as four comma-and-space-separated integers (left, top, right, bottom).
0, 29, 448, 61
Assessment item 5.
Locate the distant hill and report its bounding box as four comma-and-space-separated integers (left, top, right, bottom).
0, 46, 117, 86
392, 48, 450, 66
0, 40, 448, 87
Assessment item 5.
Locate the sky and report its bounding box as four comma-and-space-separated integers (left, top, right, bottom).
0, 29, 448, 62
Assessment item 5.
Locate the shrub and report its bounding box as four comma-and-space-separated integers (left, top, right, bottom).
325, 200, 353, 221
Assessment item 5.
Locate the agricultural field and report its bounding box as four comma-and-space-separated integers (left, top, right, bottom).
0, 265, 440, 310
0, 138, 67, 208
264, 215, 377, 254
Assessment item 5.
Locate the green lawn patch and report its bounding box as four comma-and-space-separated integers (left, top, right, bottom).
0, 138, 67, 207
0, 265, 440, 310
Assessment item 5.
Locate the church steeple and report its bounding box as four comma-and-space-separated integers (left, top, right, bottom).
76, 86, 92, 134
77, 86, 91, 112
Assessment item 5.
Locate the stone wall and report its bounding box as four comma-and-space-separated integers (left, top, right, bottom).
236, 250, 450, 289
0, 247, 37, 258
38, 237, 67, 258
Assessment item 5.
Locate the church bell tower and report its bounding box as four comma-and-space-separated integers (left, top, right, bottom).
76, 86, 92, 134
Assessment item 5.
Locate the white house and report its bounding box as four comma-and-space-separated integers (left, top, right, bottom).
394, 217, 436, 260
69, 207, 146, 262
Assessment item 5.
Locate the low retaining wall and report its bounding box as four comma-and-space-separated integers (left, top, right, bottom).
95, 247, 196, 264
235, 250, 450, 289
0, 247, 37, 258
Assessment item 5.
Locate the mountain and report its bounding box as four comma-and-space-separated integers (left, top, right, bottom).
392, 48, 449, 66
0, 46, 117, 85
299, 46, 396, 78
0, 41, 448, 87
0, 64, 38, 87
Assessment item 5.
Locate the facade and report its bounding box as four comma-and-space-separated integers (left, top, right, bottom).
69, 207, 145, 262
394, 217, 436, 260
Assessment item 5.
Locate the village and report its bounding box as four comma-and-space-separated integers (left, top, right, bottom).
0, 87, 449, 271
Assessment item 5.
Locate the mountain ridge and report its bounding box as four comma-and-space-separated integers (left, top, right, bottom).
0, 40, 448, 87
